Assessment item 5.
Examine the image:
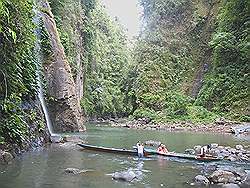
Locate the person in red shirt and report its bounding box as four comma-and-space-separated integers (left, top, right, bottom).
157, 144, 168, 154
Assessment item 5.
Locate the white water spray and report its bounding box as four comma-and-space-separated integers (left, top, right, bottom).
33, 8, 54, 135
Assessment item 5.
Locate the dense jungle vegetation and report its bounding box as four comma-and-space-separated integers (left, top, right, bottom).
0, 0, 249, 147
130, 0, 249, 123
0, 0, 45, 148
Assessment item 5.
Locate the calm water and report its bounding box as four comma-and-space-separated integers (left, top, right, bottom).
0, 124, 249, 188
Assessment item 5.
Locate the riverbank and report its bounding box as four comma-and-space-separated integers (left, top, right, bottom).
106, 118, 249, 134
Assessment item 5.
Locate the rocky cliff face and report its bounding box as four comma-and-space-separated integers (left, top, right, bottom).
40, 0, 85, 132
187, 0, 220, 98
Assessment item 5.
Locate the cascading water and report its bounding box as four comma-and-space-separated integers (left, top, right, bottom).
33, 8, 54, 135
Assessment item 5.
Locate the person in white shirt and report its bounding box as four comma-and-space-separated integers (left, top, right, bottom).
199, 144, 211, 157
137, 142, 144, 158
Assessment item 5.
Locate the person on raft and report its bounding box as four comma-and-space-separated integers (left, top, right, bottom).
136, 141, 144, 158
198, 144, 211, 157
157, 143, 168, 154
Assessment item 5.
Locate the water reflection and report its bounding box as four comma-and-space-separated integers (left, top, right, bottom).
0, 159, 22, 178
156, 156, 169, 169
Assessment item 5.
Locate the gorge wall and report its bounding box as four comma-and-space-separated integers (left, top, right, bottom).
130, 0, 249, 122
39, 0, 85, 132
0, 0, 89, 152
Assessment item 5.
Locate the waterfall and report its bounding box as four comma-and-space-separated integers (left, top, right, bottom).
37, 73, 54, 135
33, 8, 54, 135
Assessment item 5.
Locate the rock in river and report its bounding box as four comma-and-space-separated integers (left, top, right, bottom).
226, 155, 237, 162
194, 175, 209, 185
235, 145, 243, 150
50, 135, 63, 143
241, 170, 250, 186
210, 143, 219, 149
0, 151, 14, 164
64, 168, 90, 174
112, 169, 137, 182
217, 166, 246, 178
185, 149, 195, 155
222, 183, 240, 188
194, 145, 202, 154
210, 170, 236, 184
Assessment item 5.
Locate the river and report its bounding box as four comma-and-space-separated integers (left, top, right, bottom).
0, 124, 249, 188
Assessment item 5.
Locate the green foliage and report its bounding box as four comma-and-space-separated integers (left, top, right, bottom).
187, 106, 218, 123
132, 90, 217, 123
127, 0, 213, 123
0, 93, 46, 146
0, 94, 28, 145
163, 92, 191, 116
0, 0, 37, 97
127, 0, 249, 123
45, 0, 223, 123
80, 1, 131, 118
133, 108, 158, 120
40, 21, 53, 65
0, 0, 41, 146
132, 0, 195, 98
196, 0, 249, 120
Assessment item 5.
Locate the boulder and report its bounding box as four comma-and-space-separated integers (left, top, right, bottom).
137, 118, 150, 125
217, 167, 246, 178
215, 117, 226, 125
239, 155, 249, 162
210, 143, 218, 149
222, 183, 240, 188
218, 146, 225, 151
226, 156, 237, 162
210, 170, 236, 184
0, 151, 14, 164
237, 152, 243, 157
62, 135, 82, 143
241, 149, 247, 155
145, 140, 161, 147
50, 135, 63, 143
231, 125, 250, 135
185, 149, 195, 155
210, 149, 220, 156
194, 175, 210, 185
225, 147, 231, 151
112, 169, 137, 182
242, 170, 250, 186
64, 168, 89, 174
219, 150, 230, 158
194, 145, 202, 154
0, 150, 4, 163
236, 176, 241, 181
235, 145, 243, 150
228, 148, 237, 154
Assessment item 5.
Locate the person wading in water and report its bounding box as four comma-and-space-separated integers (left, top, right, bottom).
137, 141, 144, 158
